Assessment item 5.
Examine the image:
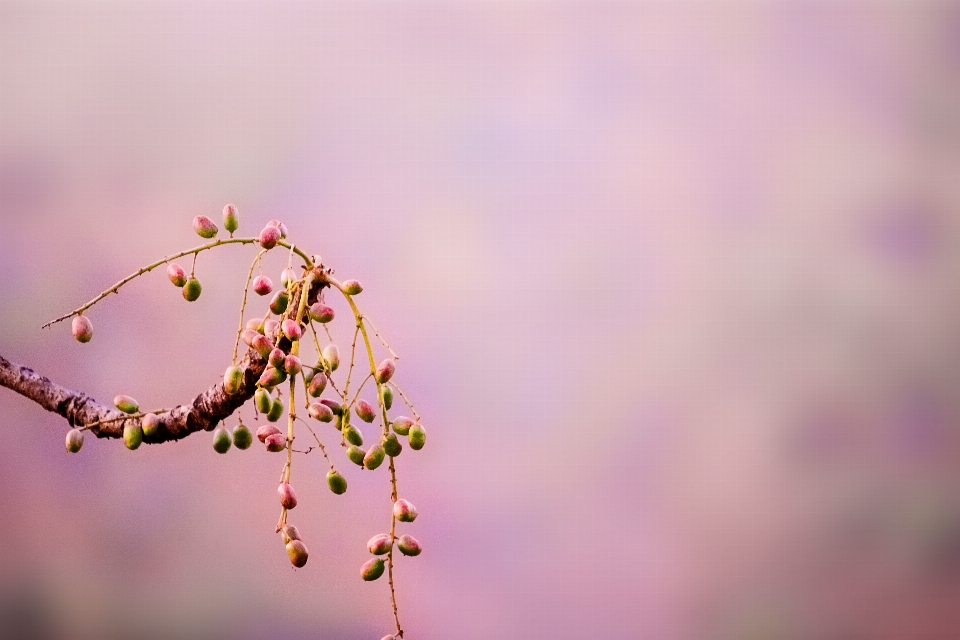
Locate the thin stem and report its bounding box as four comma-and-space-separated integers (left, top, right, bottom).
364, 316, 400, 360
388, 382, 422, 424
76, 407, 171, 431
296, 416, 333, 467
233, 249, 267, 364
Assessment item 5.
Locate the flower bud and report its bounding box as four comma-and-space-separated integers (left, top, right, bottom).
380, 386, 393, 411
223, 365, 244, 395
241, 328, 260, 347
266, 219, 288, 238
281, 319, 302, 341
393, 499, 418, 522
167, 263, 187, 287
355, 399, 376, 423
141, 413, 160, 439
255, 388, 274, 415
281, 524, 301, 543
193, 215, 218, 239
114, 395, 140, 414
278, 482, 298, 509
263, 319, 280, 343
361, 557, 385, 582
396, 534, 422, 557
71, 315, 93, 343
342, 279, 363, 295
284, 355, 302, 376
246, 317, 264, 332
327, 469, 348, 495
182, 277, 202, 301
286, 539, 308, 568
408, 424, 426, 450
265, 433, 286, 452
367, 533, 392, 555
343, 424, 363, 447
375, 359, 395, 384
257, 424, 282, 443
251, 334, 273, 359
307, 372, 327, 397
212, 426, 232, 454
269, 290, 289, 315
392, 416, 413, 436
308, 303, 334, 323
280, 267, 297, 289
252, 275, 273, 296
222, 204, 239, 233
258, 365, 286, 389
319, 398, 342, 415
308, 402, 334, 422
123, 423, 143, 450
363, 444, 385, 470
259, 224, 281, 249
65, 428, 84, 453
232, 424, 253, 450
266, 397, 285, 422
322, 344, 339, 371
302, 366, 316, 384
383, 433, 402, 458
347, 445, 366, 466
268, 348, 286, 369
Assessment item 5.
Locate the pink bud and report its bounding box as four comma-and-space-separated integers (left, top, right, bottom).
266, 219, 288, 238
265, 433, 286, 452
281, 319, 302, 341
259, 224, 281, 250
166, 263, 187, 287
222, 204, 239, 233
241, 328, 260, 347
308, 303, 334, 323
375, 359, 396, 384
367, 533, 392, 555
278, 482, 298, 509
256, 424, 282, 443
355, 399, 376, 423
246, 317, 264, 332
393, 499, 418, 522
250, 334, 273, 359
361, 557, 385, 581
268, 348, 286, 369
308, 402, 334, 422
284, 354, 302, 375
341, 279, 363, 295
192, 215, 218, 239
71, 316, 93, 343
396, 534, 422, 557
252, 275, 273, 296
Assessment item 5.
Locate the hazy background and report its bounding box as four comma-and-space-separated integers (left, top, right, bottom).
4, 2, 960, 638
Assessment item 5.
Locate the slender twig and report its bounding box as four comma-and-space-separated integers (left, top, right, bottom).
234, 249, 267, 364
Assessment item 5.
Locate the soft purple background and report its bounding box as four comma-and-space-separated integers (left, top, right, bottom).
4, 2, 960, 639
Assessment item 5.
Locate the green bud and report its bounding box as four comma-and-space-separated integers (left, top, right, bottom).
212, 426, 232, 454
355, 399, 376, 423
192, 215, 218, 239
392, 416, 413, 436
344, 424, 363, 447
255, 388, 273, 414
363, 444, 385, 470
223, 365, 244, 396
375, 359, 395, 384
380, 386, 393, 411
182, 277, 202, 302
71, 315, 94, 343
281, 524, 301, 544
222, 204, 239, 234
327, 469, 348, 495
308, 303, 335, 323
308, 402, 334, 422
141, 413, 160, 439
361, 557, 385, 581
266, 397, 285, 422
322, 344, 339, 371
383, 433, 402, 458
408, 424, 426, 450
396, 534, 422, 557
258, 365, 286, 389
393, 498, 417, 522
307, 372, 327, 397
286, 539, 309, 568
167, 263, 187, 287
342, 279, 363, 295
269, 290, 289, 315
232, 424, 253, 450
278, 482, 298, 509
256, 424, 281, 443
367, 533, 392, 555
123, 423, 143, 450
114, 395, 139, 414
346, 445, 366, 466
65, 428, 84, 453
265, 433, 286, 452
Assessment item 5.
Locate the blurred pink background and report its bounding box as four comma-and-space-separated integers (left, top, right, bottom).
4, 2, 960, 638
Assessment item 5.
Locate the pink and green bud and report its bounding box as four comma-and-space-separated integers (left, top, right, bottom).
268, 348, 286, 369
266, 397, 285, 422
308, 402, 334, 422
342, 279, 363, 295
355, 399, 376, 423
251, 334, 273, 359
269, 290, 289, 315
319, 398, 342, 415
254, 388, 274, 415
280, 267, 297, 289
344, 424, 363, 447
232, 424, 253, 450
408, 424, 426, 450
278, 482, 298, 509
223, 365, 244, 396
286, 539, 308, 568
383, 433, 402, 458
114, 395, 140, 414
252, 275, 273, 296
182, 277, 202, 301
361, 557, 385, 581
363, 444, 385, 470
258, 365, 286, 388
307, 372, 327, 397
281, 319, 302, 341
259, 224, 281, 249
281, 524, 301, 543
265, 433, 286, 452
266, 219, 288, 238
380, 386, 393, 411
71, 315, 93, 343
246, 317, 265, 332
123, 423, 143, 450
256, 423, 282, 443
263, 319, 280, 342
284, 354, 302, 376
327, 469, 348, 495
308, 303, 335, 323
141, 413, 160, 439
166, 263, 187, 287
375, 359, 395, 384
65, 428, 84, 453
392, 416, 414, 436
393, 499, 418, 522
367, 533, 392, 555
346, 445, 366, 466
192, 215, 218, 239
322, 344, 339, 371
241, 328, 260, 348
212, 426, 232, 454
396, 534, 422, 557
222, 204, 239, 234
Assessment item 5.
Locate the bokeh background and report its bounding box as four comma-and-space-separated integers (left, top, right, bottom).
3, 2, 960, 638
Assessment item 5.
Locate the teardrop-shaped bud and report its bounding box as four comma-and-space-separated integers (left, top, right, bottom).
65, 428, 84, 453
361, 557, 385, 581
265, 433, 286, 452
241, 328, 260, 348
383, 433, 402, 458
223, 365, 244, 395
269, 290, 289, 315
281, 319, 302, 341
346, 445, 366, 466
252, 275, 273, 296
268, 348, 286, 369
167, 263, 187, 287
281, 524, 301, 543
232, 424, 253, 450
396, 534, 422, 557
259, 224, 281, 250
367, 533, 392, 555
71, 315, 93, 343
263, 319, 280, 343
355, 399, 376, 423
319, 398, 342, 415
114, 395, 140, 414
222, 204, 239, 233
375, 359, 395, 384
392, 416, 413, 436
193, 215, 218, 239
308, 303, 335, 323
363, 444, 385, 470
408, 424, 426, 450
327, 469, 348, 495
286, 539, 308, 568
255, 388, 274, 414
342, 279, 363, 295
344, 424, 363, 447
141, 413, 160, 439
322, 344, 339, 371
123, 423, 143, 450
308, 372, 327, 397
308, 402, 334, 422
212, 426, 232, 454
393, 499, 418, 522
266, 219, 288, 238
257, 424, 282, 443
258, 365, 286, 389
280, 267, 297, 289
278, 482, 298, 509
182, 277, 202, 301
251, 334, 273, 359
266, 397, 285, 422
380, 386, 393, 411
284, 355, 302, 376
